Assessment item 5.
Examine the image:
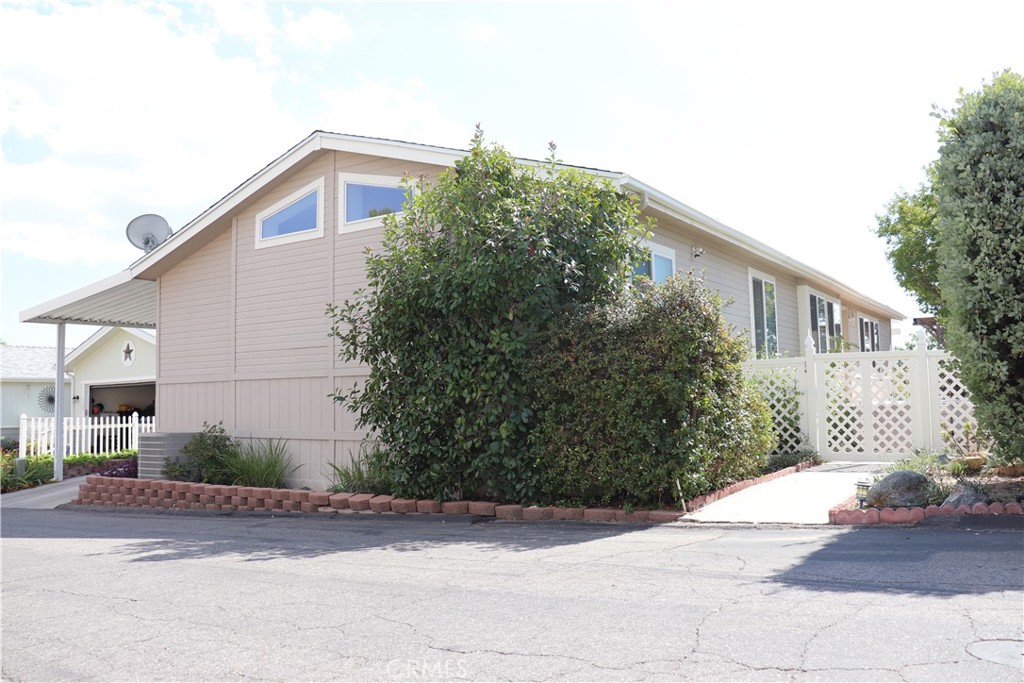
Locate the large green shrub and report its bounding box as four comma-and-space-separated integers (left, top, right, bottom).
935, 70, 1024, 463
529, 275, 777, 507
328, 130, 647, 502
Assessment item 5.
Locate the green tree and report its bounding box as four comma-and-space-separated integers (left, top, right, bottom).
328, 129, 648, 501
875, 174, 943, 317
935, 70, 1024, 463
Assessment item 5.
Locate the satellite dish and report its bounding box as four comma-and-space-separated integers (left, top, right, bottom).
126, 214, 172, 253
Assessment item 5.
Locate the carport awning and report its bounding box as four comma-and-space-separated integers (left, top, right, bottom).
20, 270, 156, 328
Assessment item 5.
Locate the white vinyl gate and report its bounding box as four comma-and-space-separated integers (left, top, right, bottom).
747, 332, 975, 461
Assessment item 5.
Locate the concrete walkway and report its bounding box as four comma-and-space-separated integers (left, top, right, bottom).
684, 462, 886, 525
1, 477, 82, 510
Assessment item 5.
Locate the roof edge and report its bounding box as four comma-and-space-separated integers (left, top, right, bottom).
20, 270, 135, 324
622, 177, 905, 320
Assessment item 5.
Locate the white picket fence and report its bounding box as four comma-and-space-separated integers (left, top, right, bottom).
18, 413, 156, 457
746, 333, 975, 461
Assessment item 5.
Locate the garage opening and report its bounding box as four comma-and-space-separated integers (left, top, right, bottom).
88, 382, 155, 418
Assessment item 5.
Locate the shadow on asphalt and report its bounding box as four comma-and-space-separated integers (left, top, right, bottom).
1, 507, 644, 562
771, 522, 1024, 596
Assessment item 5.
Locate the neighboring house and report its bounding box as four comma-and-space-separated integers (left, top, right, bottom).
64, 327, 156, 418
21, 132, 904, 486
0, 346, 72, 442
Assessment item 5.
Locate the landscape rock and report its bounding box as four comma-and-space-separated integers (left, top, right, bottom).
866, 471, 930, 508
941, 483, 989, 509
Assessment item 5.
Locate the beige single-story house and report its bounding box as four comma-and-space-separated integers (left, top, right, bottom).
64, 327, 156, 418
21, 132, 903, 486
0, 346, 73, 442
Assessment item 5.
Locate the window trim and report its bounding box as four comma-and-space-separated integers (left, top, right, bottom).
807, 288, 842, 353
338, 172, 410, 233
748, 268, 779, 358
254, 177, 325, 250
858, 313, 881, 352
633, 239, 676, 283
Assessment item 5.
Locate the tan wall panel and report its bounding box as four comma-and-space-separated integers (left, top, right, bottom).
157, 381, 233, 431
159, 229, 233, 379
234, 377, 333, 434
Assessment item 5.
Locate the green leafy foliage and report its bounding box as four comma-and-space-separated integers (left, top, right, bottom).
165, 424, 295, 487
935, 70, 1024, 463
1, 452, 52, 493
326, 446, 397, 494
328, 130, 647, 501
0, 450, 138, 493
529, 276, 777, 507
164, 422, 237, 484
229, 438, 296, 488
875, 176, 944, 318
764, 450, 821, 473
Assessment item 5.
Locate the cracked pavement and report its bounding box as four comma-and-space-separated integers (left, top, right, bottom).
2, 507, 1022, 681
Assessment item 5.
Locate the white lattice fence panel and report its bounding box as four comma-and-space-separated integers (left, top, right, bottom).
868, 358, 915, 454
822, 359, 865, 454
933, 356, 976, 443
748, 363, 806, 454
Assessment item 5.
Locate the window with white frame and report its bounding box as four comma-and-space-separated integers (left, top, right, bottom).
254, 177, 324, 249
809, 292, 842, 352
859, 315, 881, 352
339, 173, 411, 232
632, 240, 675, 284
749, 270, 778, 358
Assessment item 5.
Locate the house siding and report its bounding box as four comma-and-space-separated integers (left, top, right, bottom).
155, 147, 897, 487
156, 150, 444, 487
158, 229, 233, 379
645, 213, 804, 356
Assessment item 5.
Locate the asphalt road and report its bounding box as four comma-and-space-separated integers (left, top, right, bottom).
2, 507, 1022, 682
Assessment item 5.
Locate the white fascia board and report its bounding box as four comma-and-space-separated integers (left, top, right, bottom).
319, 133, 466, 167
64, 325, 155, 367
622, 177, 905, 320
64, 327, 112, 366
128, 131, 623, 280
20, 271, 134, 324
129, 134, 326, 279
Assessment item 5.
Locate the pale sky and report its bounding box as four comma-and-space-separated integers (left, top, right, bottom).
2, 0, 1022, 348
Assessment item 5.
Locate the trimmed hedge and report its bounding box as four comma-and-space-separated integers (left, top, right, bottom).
529, 275, 777, 507
936, 70, 1024, 463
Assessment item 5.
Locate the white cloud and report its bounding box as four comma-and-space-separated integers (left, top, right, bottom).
0, 1, 303, 265
283, 7, 353, 53
461, 22, 498, 43
318, 79, 471, 149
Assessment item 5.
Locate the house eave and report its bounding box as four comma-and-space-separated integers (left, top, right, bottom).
622, 177, 905, 320
20, 271, 157, 328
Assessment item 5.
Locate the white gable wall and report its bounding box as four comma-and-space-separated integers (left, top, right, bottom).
67, 328, 156, 416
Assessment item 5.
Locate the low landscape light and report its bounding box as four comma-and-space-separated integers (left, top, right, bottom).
856, 479, 870, 509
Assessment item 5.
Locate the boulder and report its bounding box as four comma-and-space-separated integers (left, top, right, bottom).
942, 483, 989, 509
866, 471, 931, 508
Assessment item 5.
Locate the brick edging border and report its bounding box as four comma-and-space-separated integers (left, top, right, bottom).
829, 496, 1024, 525
71, 463, 818, 525
71, 477, 687, 524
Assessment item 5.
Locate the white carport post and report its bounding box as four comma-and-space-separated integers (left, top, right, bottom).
53, 322, 66, 482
